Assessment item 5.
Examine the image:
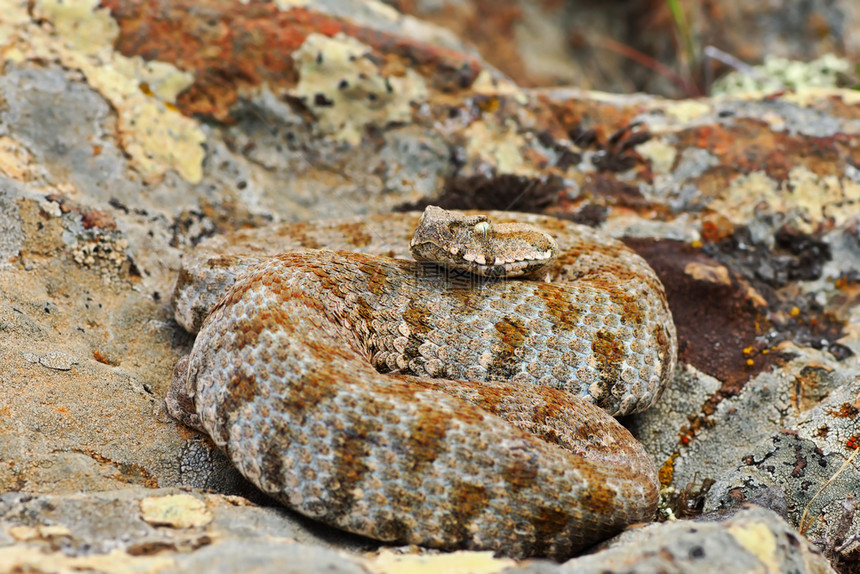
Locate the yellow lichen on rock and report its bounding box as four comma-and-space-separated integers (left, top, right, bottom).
0, 136, 35, 181
34, 0, 118, 56
786, 166, 860, 227
368, 550, 515, 574
293, 32, 427, 146
664, 100, 712, 124
15, 0, 206, 183
464, 118, 536, 176
783, 87, 860, 108
636, 138, 678, 175
710, 171, 781, 224
0, 0, 29, 55
684, 261, 732, 286
8, 524, 72, 541
710, 166, 860, 233
139, 494, 213, 529
0, 546, 175, 574
726, 521, 780, 574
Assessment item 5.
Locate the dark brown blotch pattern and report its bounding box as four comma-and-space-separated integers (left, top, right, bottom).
533, 282, 580, 332
400, 299, 435, 372
440, 481, 490, 545
591, 328, 624, 400
404, 403, 451, 471
487, 315, 527, 379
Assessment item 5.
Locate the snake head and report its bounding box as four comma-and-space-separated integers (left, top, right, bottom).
410, 205, 559, 279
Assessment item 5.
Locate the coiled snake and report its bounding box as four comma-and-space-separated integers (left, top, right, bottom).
167, 206, 677, 558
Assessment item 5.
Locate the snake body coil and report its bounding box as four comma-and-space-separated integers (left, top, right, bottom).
168, 207, 676, 558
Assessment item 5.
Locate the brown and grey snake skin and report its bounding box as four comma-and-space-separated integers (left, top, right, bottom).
167, 207, 677, 559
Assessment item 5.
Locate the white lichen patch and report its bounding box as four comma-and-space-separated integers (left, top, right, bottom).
17, 0, 205, 183
463, 118, 536, 176
22, 350, 78, 371
663, 100, 712, 125
796, 377, 860, 454
757, 110, 787, 132
709, 168, 859, 233
293, 33, 427, 146
656, 486, 678, 522
273, 0, 309, 9
363, 0, 402, 20
38, 198, 63, 218
712, 54, 856, 96
636, 138, 677, 175
139, 494, 213, 529
71, 234, 130, 283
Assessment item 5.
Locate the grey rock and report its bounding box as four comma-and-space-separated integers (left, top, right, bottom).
508, 505, 836, 574
705, 378, 860, 550
0, 488, 376, 572
169, 540, 370, 574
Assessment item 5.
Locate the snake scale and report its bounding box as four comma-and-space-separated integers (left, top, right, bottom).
167, 207, 677, 559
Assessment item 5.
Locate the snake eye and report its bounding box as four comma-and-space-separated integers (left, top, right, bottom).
473, 221, 490, 237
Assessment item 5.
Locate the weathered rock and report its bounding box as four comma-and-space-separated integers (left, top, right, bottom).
509, 504, 836, 574
702, 377, 860, 569
0, 488, 374, 573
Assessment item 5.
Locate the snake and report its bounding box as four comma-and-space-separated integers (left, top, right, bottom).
167, 206, 677, 559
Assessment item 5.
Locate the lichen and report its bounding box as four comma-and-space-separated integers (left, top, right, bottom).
292, 33, 427, 146
139, 493, 213, 529
15, 0, 206, 183
705, 168, 860, 233
712, 54, 857, 96
636, 138, 678, 175
463, 118, 535, 176
0, 136, 35, 181
71, 234, 130, 283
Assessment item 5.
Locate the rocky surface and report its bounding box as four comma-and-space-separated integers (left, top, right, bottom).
511, 503, 836, 574
0, 0, 858, 572
0, 489, 834, 574
0, 488, 375, 574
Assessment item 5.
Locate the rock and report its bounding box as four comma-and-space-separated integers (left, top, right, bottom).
703, 378, 860, 569
0, 488, 373, 574
509, 505, 836, 574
